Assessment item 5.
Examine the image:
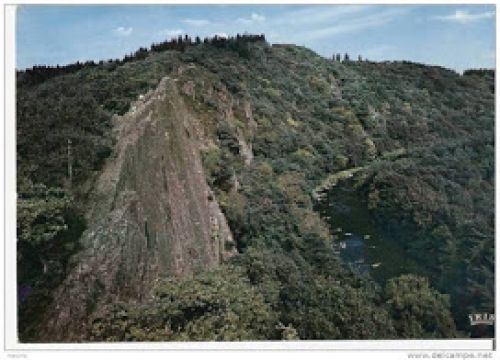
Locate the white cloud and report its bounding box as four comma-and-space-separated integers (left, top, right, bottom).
158, 28, 183, 38
251, 13, 265, 22
433, 10, 495, 24
183, 18, 211, 26
113, 26, 133, 37
272, 5, 369, 26
259, 6, 410, 46
295, 7, 408, 42
237, 12, 266, 25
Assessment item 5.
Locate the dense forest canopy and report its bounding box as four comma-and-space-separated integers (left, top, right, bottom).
16, 34, 494, 341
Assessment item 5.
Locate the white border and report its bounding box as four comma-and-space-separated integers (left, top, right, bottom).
2, 0, 498, 356
2, 1, 499, 4
4, 339, 496, 351
4, 2, 17, 352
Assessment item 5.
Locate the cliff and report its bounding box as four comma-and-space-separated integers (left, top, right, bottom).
25, 77, 236, 342
16, 38, 494, 340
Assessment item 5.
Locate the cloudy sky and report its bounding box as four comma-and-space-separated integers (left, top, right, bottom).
16, 4, 495, 72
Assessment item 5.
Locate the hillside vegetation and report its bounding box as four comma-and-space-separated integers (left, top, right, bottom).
17, 35, 494, 340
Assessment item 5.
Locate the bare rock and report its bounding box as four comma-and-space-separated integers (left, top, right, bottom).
31, 77, 235, 342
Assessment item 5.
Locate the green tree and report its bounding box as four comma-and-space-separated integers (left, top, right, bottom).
90, 265, 279, 341
17, 180, 84, 285
384, 275, 457, 338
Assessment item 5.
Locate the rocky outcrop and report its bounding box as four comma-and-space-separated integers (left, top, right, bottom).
236, 100, 256, 166
29, 77, 236, 342
199, 80, 255, 166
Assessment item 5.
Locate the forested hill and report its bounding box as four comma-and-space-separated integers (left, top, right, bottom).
17, 34, 494, 341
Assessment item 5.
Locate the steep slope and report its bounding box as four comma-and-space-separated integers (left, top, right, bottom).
17, 36, 494, 340
22, 76, 236, 342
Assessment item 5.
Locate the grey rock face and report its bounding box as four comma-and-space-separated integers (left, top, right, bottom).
31, 77, 235, 342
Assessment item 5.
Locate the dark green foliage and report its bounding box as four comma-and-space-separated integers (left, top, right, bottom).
279, 275, 395, 339
17, 34, 492, 340
384, 275, 457, 338
90, 265, 278, 341
361, 137, 494, 331
234, 247, 395, 339
17, 180, 86, 336
17, 180, 85, 284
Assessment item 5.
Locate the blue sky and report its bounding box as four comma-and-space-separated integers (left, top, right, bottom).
16, 4, 495, 72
